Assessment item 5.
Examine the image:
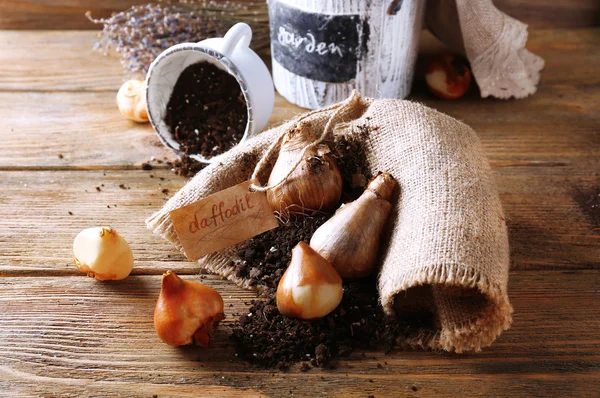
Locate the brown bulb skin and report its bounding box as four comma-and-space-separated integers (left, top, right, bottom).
267, 124, 342, 215
154, 271, 225, 347
310, 172, 396, 279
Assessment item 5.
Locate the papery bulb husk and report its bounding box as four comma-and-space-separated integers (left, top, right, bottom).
276, 242, 343, 320
154, 271, 225, 347
73, 226, 134, 281
116, 79, 148, 123
266, 124, 342, 215
310, 172, 396, 279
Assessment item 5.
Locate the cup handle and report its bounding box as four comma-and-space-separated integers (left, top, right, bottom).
220, 23, 253, 57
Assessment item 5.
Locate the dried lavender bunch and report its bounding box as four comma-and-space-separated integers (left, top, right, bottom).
87, 1, 270, 76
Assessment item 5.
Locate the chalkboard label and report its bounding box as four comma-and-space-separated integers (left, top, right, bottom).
269, 0, 368, 83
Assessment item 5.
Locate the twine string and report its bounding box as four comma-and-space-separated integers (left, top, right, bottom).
249, 90, 358, 192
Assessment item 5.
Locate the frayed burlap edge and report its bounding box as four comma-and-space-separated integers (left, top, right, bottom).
382, 262, 513, 352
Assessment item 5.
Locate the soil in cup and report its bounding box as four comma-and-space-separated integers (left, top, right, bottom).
165, 62, 248, 160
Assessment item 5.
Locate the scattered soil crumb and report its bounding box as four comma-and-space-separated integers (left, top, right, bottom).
169, 155, 206, 178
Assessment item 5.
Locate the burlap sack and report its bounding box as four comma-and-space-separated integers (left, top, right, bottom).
147, 91, 512, 352
427, 0, 545, 99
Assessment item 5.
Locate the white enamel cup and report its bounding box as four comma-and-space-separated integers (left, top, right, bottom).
146, 23, 275, 164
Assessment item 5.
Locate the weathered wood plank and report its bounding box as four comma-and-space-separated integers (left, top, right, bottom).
496, 172, 600, 270
0, 29, 597, 169
1, 29, 597, 93
0, 30, 124, 92
0, 169, 598, 275
2, 369, 597, 398
0, 0, 597, 30
0, 271, 598, 397
0, 91, 176, 169
494, 0, 600, 30
0, 169, 192, 275
0, 91, 302, 169
0, 82, 597, 169
0, 86, 596, 168
0, 0, 152, 30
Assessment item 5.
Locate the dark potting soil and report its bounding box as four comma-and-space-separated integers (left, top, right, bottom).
168, 155, 206, 178
229, 132, 406, 369
165, 62, 247, 160
231, 279, 407, 370
231, 215, 410, 370
331, 124, 374, 202
233, 215, 330, 297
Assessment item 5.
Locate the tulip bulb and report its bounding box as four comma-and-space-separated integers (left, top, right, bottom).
276, 242, 343, 320
154, 271, 225, 347
267, 123, 342, 215
310, 172, 396, 279
73, 226, 134, 281
425, 55, 472, 100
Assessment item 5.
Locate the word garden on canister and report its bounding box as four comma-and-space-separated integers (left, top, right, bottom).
268, 0, 425, 109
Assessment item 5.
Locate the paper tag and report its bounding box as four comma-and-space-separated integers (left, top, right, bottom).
169, 180, 279, 261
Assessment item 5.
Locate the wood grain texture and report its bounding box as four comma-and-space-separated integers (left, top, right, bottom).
0, 91, 176, 168
0, 168, 597, 276
0, 30, 125, 92
0, 0, 597, 30
0, 29, 597, 169
1, 28, 597, 92
1, 84, 595, 168
495, 0, 600, 30
0, 91, 301, 168
0, 169, 193, 276
0, 271, 598, 397
0, 27, 598, 397
0, 0, 153, 30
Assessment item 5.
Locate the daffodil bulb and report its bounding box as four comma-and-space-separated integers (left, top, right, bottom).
266, 123, 342, 215
310, 172, 396, 279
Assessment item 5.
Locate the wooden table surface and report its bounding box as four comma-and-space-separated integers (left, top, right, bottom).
0, 28, 598, 397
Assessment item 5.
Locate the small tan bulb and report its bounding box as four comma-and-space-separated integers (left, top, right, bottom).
116, 79, 149, 122
73, 226, 134, 280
